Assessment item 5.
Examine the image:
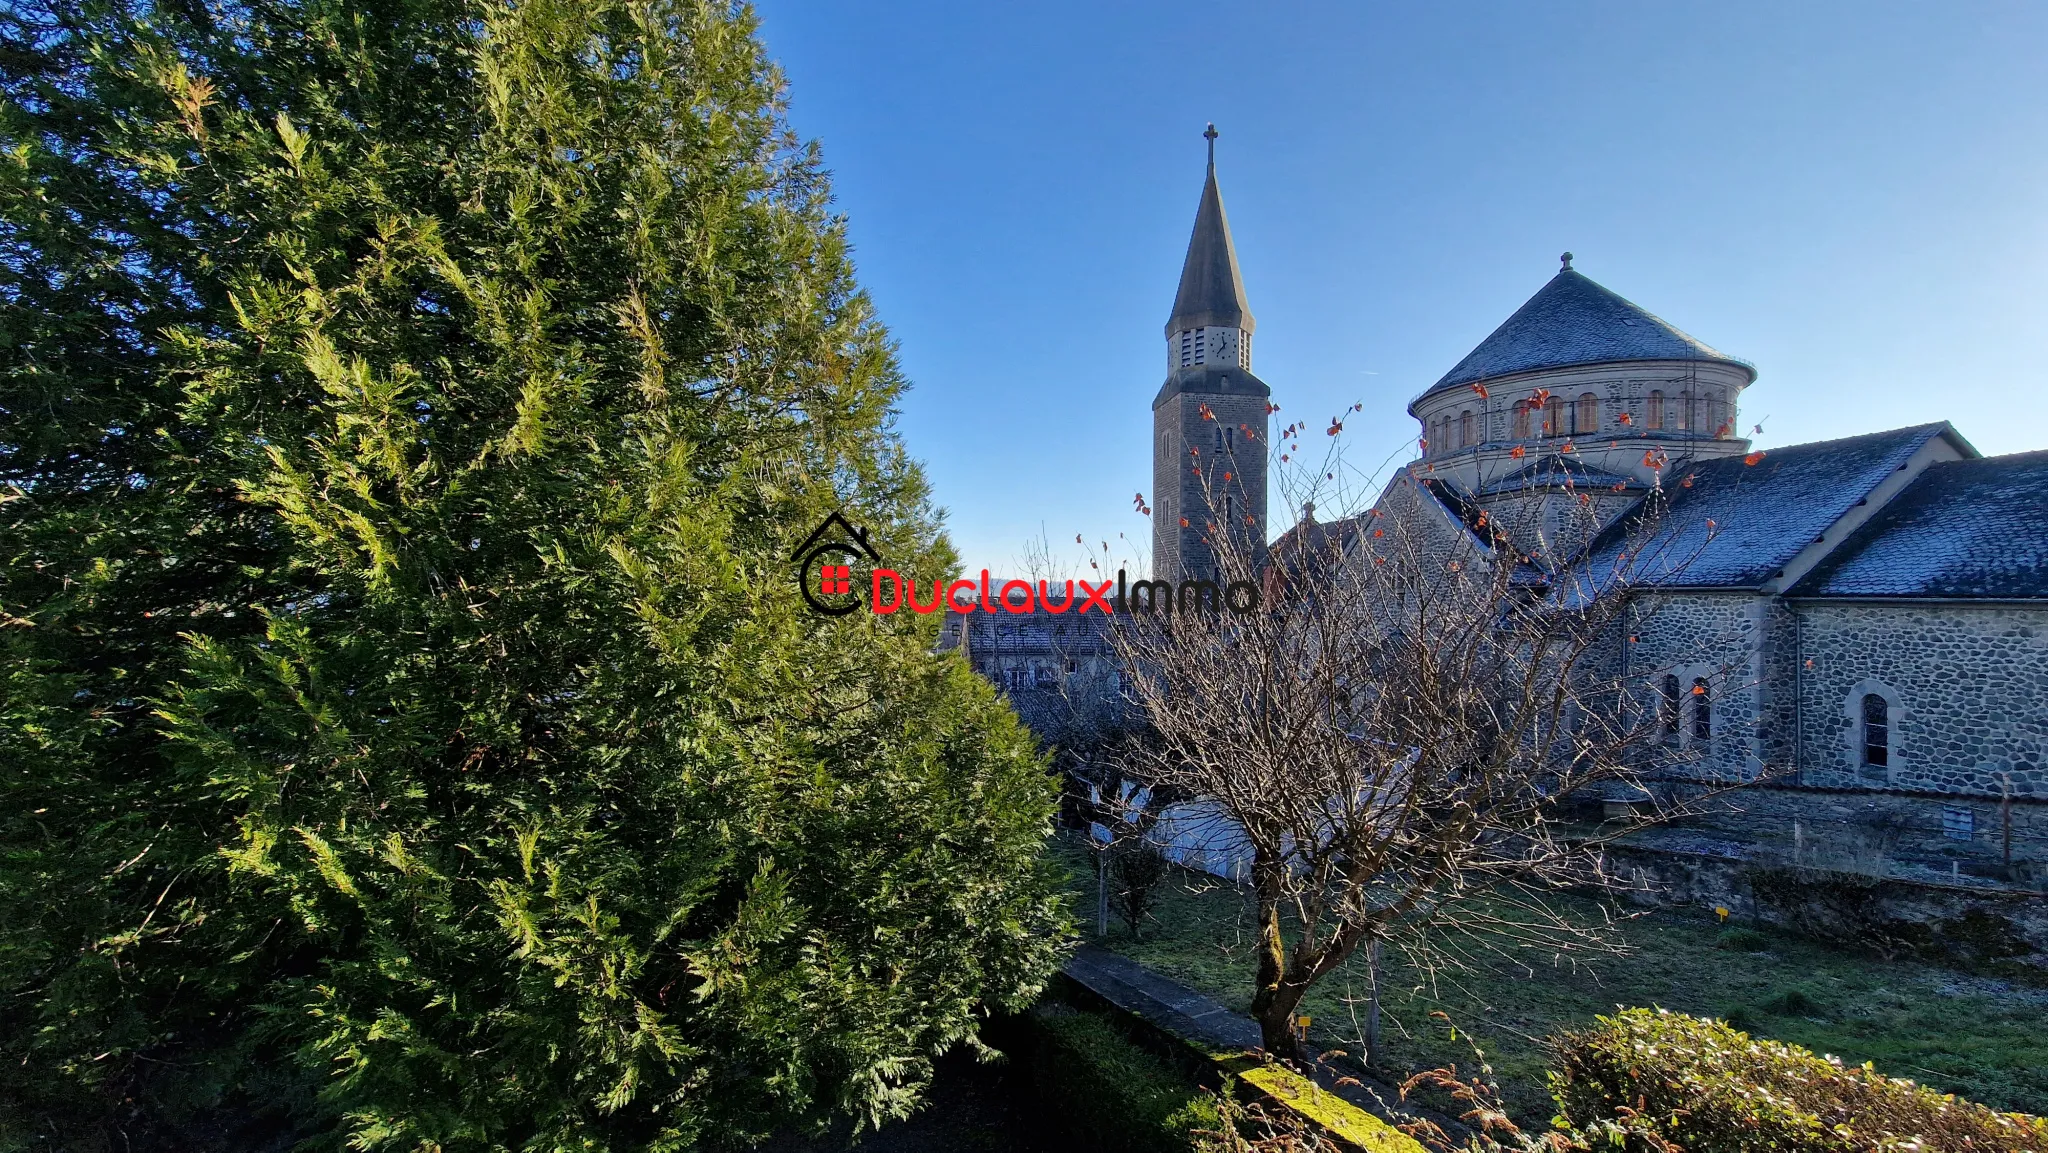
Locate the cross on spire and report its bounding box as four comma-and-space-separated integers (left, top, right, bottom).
1204, 122, 1218, 167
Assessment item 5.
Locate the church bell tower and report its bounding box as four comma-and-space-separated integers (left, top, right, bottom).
1152, 125, 1271, 585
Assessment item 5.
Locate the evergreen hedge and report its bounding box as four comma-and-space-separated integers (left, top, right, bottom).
0, 0, 1067, 1147
1552, 1009, 2048, 1152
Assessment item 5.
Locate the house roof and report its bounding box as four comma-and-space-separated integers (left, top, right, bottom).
1413, 265, 1752, 409
1789, 450, 2048, 599
1165, 151, 1254, 336
1478, 454, 1643, 497
1577, 423, 1968, 591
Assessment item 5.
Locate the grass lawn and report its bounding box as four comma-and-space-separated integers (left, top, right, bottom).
1054, 836, 2048, 1124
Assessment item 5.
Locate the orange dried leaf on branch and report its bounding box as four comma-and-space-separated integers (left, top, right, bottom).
1744, 450, 1766, 466
1471, 383, 1489, 399
1509, 445, 1527, 459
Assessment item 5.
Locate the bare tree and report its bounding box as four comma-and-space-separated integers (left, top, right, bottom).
1106, 438, 1745, 1062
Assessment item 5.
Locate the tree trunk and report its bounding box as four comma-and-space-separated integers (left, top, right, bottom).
1096, 847, 1108, 937
1253, 983, 1307, 1064
1247, 853, 1304, 1061
1363, 936, 1382, 1067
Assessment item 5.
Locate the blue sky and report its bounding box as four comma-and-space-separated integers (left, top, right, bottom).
752, 2, 2048, 577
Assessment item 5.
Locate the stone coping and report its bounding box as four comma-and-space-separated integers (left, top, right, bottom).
1060, 945, 1426, 1153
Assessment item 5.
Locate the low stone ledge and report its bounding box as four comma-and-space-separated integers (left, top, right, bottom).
1058, 945, 1426, 1153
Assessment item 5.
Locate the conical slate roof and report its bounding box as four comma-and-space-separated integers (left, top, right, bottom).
1417, 264, 1751, 405
1165, 148, 1254, 337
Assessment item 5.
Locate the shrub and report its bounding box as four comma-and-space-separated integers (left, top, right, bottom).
1552, 1008, 2048, 1152
1757, 986, 1827, 1017
1714, 926, 1771, 952
1026, 1004, 1217, 1152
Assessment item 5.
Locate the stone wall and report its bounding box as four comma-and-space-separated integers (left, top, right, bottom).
1622, 591, 1765, 777
1792, 601, 2048, 797
1664, 784, 2048, 873
1598, 839, 2048, 966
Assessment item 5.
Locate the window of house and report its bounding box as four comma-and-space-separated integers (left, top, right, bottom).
1647, 390, 1665, 430
1943, 806, 1974, 841
1576, 393, 1599, 435
1861, 693, 1890, 768
1512, 400, 1531, 438
1691, 678, 1711, 742
1214, 426, 1225, 449
1066, 658, 1077, 674
1226, 425, 1236, 452
1459, 410, 1475, 447
1543, 397, 1564, 436
1677, 391, 1693, 432
1659, 674, 1681, 736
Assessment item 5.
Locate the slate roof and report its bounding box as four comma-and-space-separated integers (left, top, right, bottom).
1478, 454, 1643, 497
1414, 267, 1753, 409
1576, 424, 1966, 591
1152, 363, 1271, 410
1789, 450, 2048, 599
1165, 156, 1254, 336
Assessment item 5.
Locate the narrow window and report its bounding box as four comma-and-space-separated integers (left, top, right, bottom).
1691, 678, 1711, 742
1677, 391, 1693, 432
1659, 674, 1681, 735
1226, 425, 1236, 452
1459, 410, 1475, 447
1861, 693, 1889, 768
1647, 390, 1665, 430
1512, 400, 1531, 438
1214, 425, 1224, 449
1543, 397, 1564, 437
1576, 393, 1599, 435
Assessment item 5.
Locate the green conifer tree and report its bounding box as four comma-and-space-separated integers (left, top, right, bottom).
1, 1, 1067, 1147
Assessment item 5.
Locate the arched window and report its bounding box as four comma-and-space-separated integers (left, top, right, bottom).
1512, 400, 1531, 439
1543, 397, 1564, 437
1459, 410, 1476, 447
1677, 391, 1693, 432
1214, 426, 1225, 449
1861, 693, 1890, 768
1575, 393, 1599, 435
1659, 674, 1681, 736
1647, 390, 1665, 430
1691, 678, 1711, 742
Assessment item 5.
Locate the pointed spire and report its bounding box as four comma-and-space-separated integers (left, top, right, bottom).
1165, 124, 1254, 337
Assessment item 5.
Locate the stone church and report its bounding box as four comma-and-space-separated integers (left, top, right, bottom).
951, 132, 2048, 880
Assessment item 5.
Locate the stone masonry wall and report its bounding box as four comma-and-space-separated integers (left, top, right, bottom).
1623, 591, 1767, 778
1792, 601, 2048, 798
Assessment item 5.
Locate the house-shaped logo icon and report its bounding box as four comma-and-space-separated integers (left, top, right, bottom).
793, 510, 881, 616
